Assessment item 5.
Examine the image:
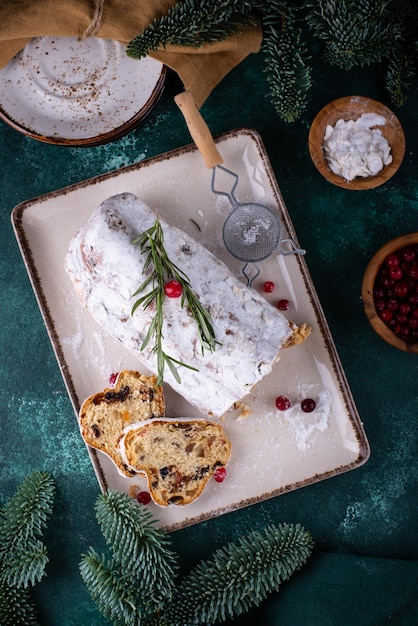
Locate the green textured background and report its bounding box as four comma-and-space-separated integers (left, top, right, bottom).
1, 49, 417, 625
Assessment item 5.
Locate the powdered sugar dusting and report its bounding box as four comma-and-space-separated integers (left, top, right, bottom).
282, 388, 332, 451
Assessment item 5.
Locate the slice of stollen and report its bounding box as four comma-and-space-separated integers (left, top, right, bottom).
79, 370, 165, 476
119, 418, 232, 506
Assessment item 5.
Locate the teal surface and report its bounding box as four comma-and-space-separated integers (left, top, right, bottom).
1, 50, 417, 625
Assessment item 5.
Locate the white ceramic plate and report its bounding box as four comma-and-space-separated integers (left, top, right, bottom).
12, 129, 370, 530
0, 36, 166, 146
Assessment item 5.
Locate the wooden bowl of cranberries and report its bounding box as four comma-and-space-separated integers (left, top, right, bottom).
362, 233, 418, 353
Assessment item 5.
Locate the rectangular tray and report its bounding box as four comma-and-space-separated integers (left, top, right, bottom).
12, 128, 370, 530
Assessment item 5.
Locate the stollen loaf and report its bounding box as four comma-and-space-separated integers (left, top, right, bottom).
65, 192, 297, 417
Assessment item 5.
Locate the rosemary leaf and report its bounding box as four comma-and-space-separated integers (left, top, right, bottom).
140, 317, 158, 351
164, 354, 183, 384
132, 219, 219, 384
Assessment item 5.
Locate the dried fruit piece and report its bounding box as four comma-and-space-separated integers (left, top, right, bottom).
109, 372, 118, 386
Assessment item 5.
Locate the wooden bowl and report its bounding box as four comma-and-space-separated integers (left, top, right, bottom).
362, 233, 418, 353
308, 96, 405, 190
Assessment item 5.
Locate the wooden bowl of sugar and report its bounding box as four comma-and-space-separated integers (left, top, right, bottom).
308, 96, 405, 190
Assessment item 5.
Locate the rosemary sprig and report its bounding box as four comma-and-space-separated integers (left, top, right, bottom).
131, 220, 218, 385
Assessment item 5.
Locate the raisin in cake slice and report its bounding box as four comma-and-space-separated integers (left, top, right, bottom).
65, 192, 306, 418
79, 370, 165, 476
119, 418, 231, 506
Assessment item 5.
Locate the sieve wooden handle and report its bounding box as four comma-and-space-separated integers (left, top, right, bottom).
175, 91, 224, 169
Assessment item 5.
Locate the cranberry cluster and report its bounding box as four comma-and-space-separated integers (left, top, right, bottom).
275, 395, 316, 413
373, 244, 418, 342
262, 281, 290, 311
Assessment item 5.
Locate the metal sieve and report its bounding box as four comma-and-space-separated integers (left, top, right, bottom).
175, 91, 305, 285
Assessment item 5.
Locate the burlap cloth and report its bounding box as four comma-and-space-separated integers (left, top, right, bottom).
0, 0, 262, 107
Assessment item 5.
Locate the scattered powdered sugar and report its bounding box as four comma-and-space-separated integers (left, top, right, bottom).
282, 388, 332, 451
61, 326, 84, 360
241, 217, 271, 244
323, 113, 392, 181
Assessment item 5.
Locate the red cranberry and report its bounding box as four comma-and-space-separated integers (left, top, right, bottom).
399, 302, 411, 315
301, 398, 316, 413
164, 280, 183, 298
275, 395, 291, 411
381, 277, 394, 289
263, 281, 275, 293
409, 264, 418, 280
213, 467, 227, 483
387, 298, 399, 311
385, 253, 400, 267
380, 309, 393, 323
402, 248, 416, 263
394, 282, 409, 298
389, 267, 403, 280
137, 491, 151, 505
277, 299, 290, 311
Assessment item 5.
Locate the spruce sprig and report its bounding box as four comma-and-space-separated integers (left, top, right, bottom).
304, 0, 401, 70
0, 471, 55, 626
81, 490, 314, 626
79, 550, 141, 626
0, 580, 39, 626
126, 0, 257, 59
261, 1, 312, 122
131, 219, 218, 386
126, 0, 418, 119
94, 490, 178, 610
80, 491, 178, 625
0, 471, 55, 589
166, 523, 313, 624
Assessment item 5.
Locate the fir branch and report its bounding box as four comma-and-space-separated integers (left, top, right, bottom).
261, 2, 312, 122
304, 0, 401, 70
166, 523, 313, 625
0, 471, 55, 589
79, 548, 141, 626
131, 219, 218, 385
81, 490, 314, 626
0, 579, 39, 626
384, 0, 418, 105
1, 540, 48, 590
126, 0, 257, 59
94, 491, 178, 612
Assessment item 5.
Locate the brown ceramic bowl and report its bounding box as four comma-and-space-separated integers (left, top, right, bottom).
362, 233, 418, 353
309, 96, 405, 190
